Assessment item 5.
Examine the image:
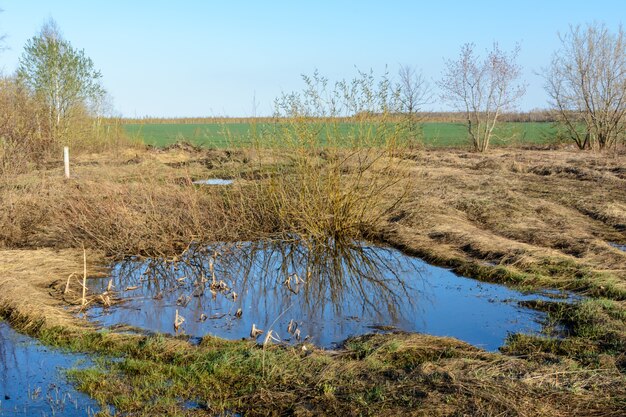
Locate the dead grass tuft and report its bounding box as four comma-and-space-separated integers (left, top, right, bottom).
0, 248, 107, 331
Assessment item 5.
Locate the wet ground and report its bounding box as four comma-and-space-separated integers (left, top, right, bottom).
192, 178, 233, 185
0, 321, 98, 417
87, 242, 574, 351
609, 242, 626, 252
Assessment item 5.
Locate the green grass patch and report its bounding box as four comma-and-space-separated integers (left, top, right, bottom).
503, 298, 626, 367
41, 328, 479, 416
123, 122, 559, 148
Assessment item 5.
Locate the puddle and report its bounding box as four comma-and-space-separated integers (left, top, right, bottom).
536, 288, 581, 300
0, 321, 98, 416
192, 178, 233, 185
609, 242, 626, 252
87, 242, 571, 351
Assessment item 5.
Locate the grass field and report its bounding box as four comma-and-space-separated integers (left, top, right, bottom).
123, 121, 559, 148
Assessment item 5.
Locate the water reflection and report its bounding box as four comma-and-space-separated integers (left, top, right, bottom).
88, 241, 560, 350
0, 321, 98, 416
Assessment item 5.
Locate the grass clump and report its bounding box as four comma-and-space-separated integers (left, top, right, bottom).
504, 299, 626, 369
29, 326, 625, 416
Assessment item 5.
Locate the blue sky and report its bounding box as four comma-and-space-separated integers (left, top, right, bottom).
0, 1, 623, 117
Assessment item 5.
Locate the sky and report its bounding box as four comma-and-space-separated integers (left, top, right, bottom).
0, 1, 623, 117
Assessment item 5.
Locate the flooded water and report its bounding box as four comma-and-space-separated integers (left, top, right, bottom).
87, 241, 570, 351
0, 321, 98, 417
192, 178, 233, 185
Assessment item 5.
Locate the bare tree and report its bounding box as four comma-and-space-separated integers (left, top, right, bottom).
396, 64, 432, 133
438, 43, 526, 152
544, 23, 626, 150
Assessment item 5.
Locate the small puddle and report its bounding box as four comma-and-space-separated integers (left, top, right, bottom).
0, 321, 98, 416
192, 178, 233, 185
609, 242, 626, 252
87, 242, 571, 351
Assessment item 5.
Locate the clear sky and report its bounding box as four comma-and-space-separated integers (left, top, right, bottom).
0, 1, 623, 117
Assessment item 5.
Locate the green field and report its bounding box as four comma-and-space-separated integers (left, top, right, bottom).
123, 122, 558, 148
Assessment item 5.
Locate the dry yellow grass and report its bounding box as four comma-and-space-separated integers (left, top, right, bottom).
380, 148, 626, 299
0, 248, 107, 331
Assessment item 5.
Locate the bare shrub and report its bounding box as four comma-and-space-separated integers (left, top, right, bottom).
544, 23, 626, 150
438, 43, 526, 152
246, 70, 411, 247
396, 64, 432, 139
0, 76, 52, 175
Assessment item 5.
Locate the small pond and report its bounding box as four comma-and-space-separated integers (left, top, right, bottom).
87, 241, 571, 351
0, 321, 98, 417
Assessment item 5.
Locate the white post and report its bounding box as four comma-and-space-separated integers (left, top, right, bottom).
63, 146, 70, 179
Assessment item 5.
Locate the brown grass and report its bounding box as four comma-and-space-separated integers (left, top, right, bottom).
1, 145, 626, 415
0, 248, 108, 331
2, 145, 626, 294
0, 147, 255, 255
379, 148, 626, 300
0, 139, 409, 257
2, 145, 625, 297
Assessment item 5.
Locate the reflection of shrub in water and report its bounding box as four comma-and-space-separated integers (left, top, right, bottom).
114, 240, 419, 322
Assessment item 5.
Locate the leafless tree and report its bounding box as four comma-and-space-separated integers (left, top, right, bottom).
438, 43, 526, 152
544, 23, 626, 150
396, 64, 432, 132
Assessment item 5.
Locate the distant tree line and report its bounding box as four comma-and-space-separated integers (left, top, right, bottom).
116, 110, 557, 125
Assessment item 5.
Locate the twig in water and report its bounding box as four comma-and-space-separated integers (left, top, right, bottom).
263, 329, 281, 346
287, 319, 297, 334
174, 309, 185, 332
261, 303, 293, 377
82, 245, 87, 306
64, 273, 76, 294
250, 323, 264, 338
